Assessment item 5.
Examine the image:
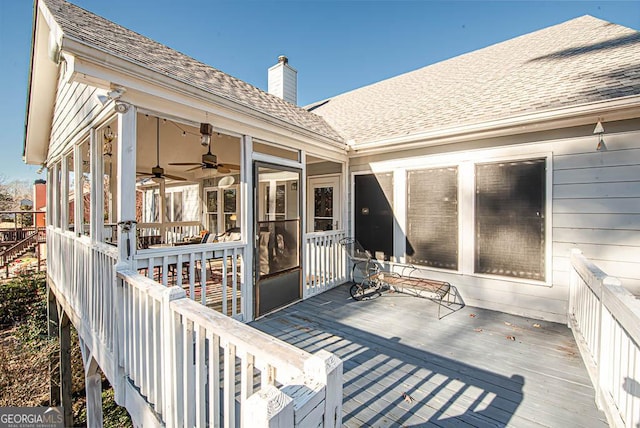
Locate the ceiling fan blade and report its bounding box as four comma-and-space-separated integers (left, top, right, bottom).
168, 162, 202, 166
203, 159, 216, 166
136, 171, 152, 177
218, 163, 240, 171
186, 165, 203, 172
164, 173, 187, 181
217, 166, 231, 174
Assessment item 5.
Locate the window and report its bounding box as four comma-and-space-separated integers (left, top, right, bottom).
165, 191, 183, 222
475, 158, 546, 281
266, 184, 286, 221
406, 167, 458, 270
204, 185, 239, 234
223, 188, 237, 230
205, 189, 218, 234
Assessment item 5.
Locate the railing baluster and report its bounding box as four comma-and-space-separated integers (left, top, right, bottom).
195, 324, 206, 428
224, 343, 236, 428
222, 251, 228, 316
208, 330, 221, 428
240, 352, 255, 427
200, 251, 207, 306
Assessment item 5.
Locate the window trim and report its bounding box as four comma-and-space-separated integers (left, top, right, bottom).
203, 184, 240, 234
352, 143, 553, 286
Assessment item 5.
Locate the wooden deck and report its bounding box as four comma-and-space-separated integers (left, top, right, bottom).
251, 284, 608, 427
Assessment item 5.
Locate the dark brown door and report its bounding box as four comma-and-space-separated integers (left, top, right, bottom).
354, 173, 394, 261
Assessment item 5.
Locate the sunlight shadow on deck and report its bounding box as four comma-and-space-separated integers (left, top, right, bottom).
251, 284, 608, 427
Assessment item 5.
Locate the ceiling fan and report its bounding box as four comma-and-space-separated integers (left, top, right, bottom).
137, 117, 186, 183
169, 127, 240, 174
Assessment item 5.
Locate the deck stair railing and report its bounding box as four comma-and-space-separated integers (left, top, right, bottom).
1, 227, 45, 276
568, 249, 640, 428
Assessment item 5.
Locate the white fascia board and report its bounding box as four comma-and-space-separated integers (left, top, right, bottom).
60, 37, 346, 156
24, 2, 61, 165
349, 95, 640, 157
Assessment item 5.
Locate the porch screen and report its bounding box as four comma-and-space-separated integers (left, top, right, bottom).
475, 158, 545, 281
406, 167, 458, 270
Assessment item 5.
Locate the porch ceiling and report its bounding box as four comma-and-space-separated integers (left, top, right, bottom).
252, 285, 607, 427
135, 115, 241, 181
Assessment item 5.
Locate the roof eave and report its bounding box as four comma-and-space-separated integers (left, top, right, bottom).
60, 35, 345, 151
348, 95, 640, 157
24, 0, 62, 166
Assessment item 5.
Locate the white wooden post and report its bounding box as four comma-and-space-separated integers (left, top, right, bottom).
393, 168, 406, 264
52, 162, 60, 228
47, 168, 53, 228
117, 105, 137, 265
304, 350, 343, 428
84, 356, 104, 428
60, 155, 68, 231
91, 127, 105, 242
244, 385, 294, 427
241, 135, 254, 321
162, 286, 186, 428
159, 179, 166, 243
74, 143, 83, 236
300, 150, 308, 299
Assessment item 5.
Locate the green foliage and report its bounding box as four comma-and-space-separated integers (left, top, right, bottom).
76, 387, 133, 428
0, 273, 45, 329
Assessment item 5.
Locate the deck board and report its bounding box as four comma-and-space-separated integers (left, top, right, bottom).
251, 284, 608, 427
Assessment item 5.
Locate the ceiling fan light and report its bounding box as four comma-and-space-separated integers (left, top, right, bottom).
218, 176, 235, 188
200, 123, 213, 147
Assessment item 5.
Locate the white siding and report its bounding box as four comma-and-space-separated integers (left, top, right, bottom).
348, 119, 640, 322
553, 127, 640, 295
49, 76, 104, 160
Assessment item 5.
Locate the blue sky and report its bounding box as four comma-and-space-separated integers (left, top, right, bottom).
1, 1, 639, 182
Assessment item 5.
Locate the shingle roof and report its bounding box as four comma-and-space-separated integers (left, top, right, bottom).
308, 16, 640, 144
43, 0, 343, 143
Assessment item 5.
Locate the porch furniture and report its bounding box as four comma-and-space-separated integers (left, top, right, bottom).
340, 237, 455, 319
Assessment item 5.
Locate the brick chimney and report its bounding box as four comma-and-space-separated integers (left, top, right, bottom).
268, 55, 297, 105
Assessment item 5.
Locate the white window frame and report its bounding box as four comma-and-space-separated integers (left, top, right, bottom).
307, 174, 341, 232
352, 142, 553, 286
203, 184, 240, 235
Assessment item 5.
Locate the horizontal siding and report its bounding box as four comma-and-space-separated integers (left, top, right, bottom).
49, 78, 104, 160
553, 198, 640, 214
554, 165, 640, 184
552, 127, 640, 296
347, 120, 640, 322
554, 182, 640, 198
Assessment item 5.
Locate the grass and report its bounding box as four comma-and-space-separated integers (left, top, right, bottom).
0, 273, 132, 427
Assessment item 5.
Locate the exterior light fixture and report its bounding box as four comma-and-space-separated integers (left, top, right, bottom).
200, 123, 213, 147
103, 126, 115, 156
594, 121, 605, 151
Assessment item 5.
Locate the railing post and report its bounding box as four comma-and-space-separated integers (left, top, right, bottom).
244, 385, 294, 427
304, 350, 343, 428
568, 248, 581, 328
113, 271, 126, 405
161, 285, 186, 427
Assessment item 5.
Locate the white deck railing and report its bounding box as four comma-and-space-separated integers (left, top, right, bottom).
48, 228, 119, 376
304, 230, 347, 298
134, 242, 245, 319
118, 270, 342, 427
568, 249, 640, 428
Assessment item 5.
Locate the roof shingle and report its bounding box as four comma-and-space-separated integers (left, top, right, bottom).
43, 0, 343, 143
308, 16, 640, 144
